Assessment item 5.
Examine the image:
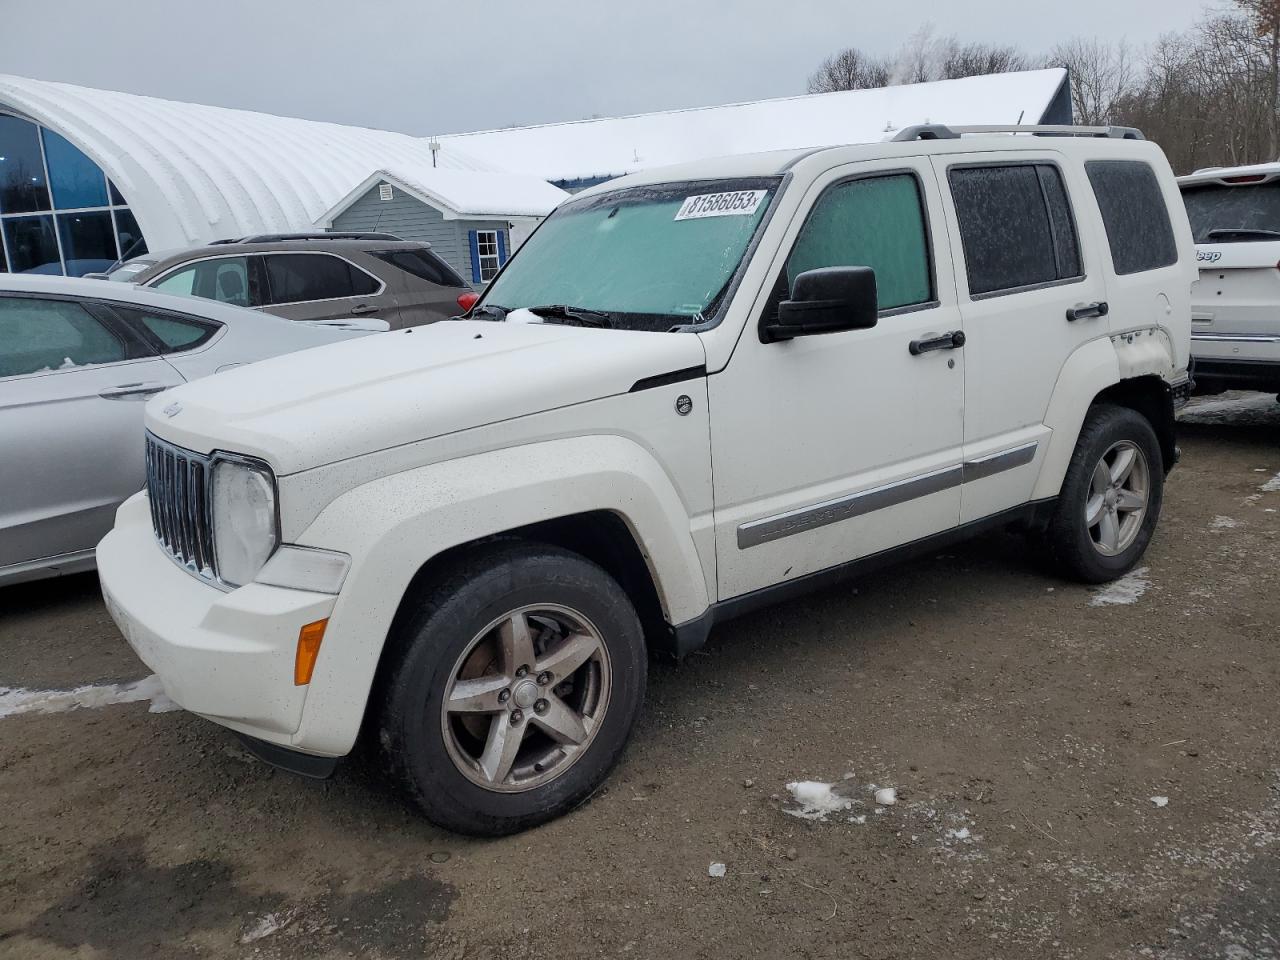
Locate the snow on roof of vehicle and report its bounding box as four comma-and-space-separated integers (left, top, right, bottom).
437, 69, 1071, 185
0, 74, 502, 251
319, 165, 569, 225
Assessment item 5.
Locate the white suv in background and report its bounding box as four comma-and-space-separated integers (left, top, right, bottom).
1179, 163, 1280, 397
99, 125, 1194, 836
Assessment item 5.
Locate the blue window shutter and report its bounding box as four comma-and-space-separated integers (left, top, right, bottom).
468, 230, 481, 283
497, 230, 508, 265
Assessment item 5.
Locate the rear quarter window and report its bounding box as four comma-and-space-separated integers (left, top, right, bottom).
369, 248, 466, 288
110, 304, 221, 353
1086, 160, 1178, 275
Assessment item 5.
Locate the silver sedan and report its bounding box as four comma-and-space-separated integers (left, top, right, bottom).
0, 274, 371, 586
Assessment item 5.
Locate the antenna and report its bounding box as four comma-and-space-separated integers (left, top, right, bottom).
428, 138, 441, 169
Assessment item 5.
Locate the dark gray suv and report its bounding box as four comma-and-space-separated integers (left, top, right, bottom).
119, 233, 472, 330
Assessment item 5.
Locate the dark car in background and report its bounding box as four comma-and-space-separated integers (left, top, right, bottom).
118, 233, 473, 329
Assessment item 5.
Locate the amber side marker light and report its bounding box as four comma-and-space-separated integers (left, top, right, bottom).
295, 619, 329, 686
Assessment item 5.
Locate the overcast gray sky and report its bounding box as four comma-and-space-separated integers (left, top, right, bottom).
0, 0, 1213, 136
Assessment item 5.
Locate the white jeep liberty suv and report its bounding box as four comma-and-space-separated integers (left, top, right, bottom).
99, 124, 1194, 836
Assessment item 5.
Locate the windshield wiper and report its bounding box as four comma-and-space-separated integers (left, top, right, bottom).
1205, 228, 1280, 242
526, 304, 613, 328
470, 303, 509, 320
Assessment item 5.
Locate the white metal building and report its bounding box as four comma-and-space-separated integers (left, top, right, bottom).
0, 69, 1070, 276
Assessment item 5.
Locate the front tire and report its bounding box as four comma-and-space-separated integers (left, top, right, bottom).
377, 541, 647, 836
1042, 404, 1164, 583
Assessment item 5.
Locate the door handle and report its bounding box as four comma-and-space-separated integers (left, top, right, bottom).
99, 382, 168, 400
349, 303, 380, 315
1066, 301, 1109, 322
909, 330, 966, 356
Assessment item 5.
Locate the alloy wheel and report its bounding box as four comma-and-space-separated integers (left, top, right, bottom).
440, 604, 611, 793
1085, 440, 1150, 556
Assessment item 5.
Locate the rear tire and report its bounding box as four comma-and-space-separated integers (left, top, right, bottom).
1042, 404, 1164, 584
377, 541, 647, 836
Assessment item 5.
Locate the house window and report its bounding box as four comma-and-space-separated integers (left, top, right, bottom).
476, 230, 501, 281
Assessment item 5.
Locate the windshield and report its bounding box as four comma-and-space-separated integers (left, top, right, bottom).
481, 177, 782, 331
106, 258, 156, 281
1182, 181, 1280, 242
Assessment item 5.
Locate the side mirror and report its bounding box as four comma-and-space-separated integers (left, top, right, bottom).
764, 266, 878, 342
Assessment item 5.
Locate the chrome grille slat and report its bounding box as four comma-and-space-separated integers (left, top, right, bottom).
145, 433, 218, 584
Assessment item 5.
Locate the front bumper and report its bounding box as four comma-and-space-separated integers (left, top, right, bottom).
98, 492, 338, 748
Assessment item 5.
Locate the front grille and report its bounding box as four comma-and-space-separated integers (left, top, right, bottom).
145, 433, 217, 581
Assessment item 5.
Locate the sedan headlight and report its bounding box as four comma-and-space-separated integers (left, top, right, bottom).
211, 457, 279, 587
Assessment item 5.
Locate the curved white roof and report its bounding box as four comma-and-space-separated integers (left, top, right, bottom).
440, 69, 1070, 184
0, 74, 498, 250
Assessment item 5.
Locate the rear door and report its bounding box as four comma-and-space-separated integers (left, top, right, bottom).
932, 151, 1111, 523
261, 252, 401, 327
0, 294, 183, 569
1180, 177, 1280, 367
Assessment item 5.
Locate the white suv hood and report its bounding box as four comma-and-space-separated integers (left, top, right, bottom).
145, 319, 706, 474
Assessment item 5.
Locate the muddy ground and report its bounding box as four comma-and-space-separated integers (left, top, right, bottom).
2, 393, 1278, 960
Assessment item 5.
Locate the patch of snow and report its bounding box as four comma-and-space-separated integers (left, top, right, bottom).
946, 826, 972, 840
505, 308, 545, 324
874, 787, 897, 806
1262, 473, 1280, 493
241, 909, 297, 944
708, 862, 726, 878
784, 780, 856, 820
850, 815, 867, 825
1151, 796, 1170, 808
1090, 567, 1151, 607
0, 675, 177, 719
1211, 516, 1242, 530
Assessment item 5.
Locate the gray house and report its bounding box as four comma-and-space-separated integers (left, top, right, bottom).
318, 165, 568, 288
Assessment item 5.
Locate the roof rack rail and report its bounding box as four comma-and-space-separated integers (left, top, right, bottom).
227, 231, 406, 244
891, 123, 1145, 142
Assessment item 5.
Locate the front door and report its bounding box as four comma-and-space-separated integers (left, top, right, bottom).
0, 294, 184, 569
709, 158, 966, 601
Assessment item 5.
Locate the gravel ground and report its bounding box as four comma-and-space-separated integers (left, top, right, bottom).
1, 392, 1278, 960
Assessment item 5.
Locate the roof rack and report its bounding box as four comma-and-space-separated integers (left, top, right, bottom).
209, 232, 406, 245
891, 124, 1145, 142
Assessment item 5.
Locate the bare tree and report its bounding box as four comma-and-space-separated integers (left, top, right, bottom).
807, 47, 893, 93
892, 23, 943, 85
1236, 0, 1280, 155
939, 40, 1029, 79
1046, 38, 1135, 125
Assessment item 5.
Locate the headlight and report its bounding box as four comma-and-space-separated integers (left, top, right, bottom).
211, 457, 278, 587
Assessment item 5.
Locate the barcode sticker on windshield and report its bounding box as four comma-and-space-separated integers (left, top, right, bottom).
674, 190, 767, 221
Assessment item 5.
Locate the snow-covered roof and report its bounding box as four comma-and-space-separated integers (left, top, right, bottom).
0, 74, 500, 250
439, 69, 1070, 184
319, 165, 567, 225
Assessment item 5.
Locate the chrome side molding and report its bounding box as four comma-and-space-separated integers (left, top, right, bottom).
737, 441, 1039, 549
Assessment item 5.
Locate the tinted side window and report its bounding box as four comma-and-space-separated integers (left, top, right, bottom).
786, 173, 933, 311
265, 254, 375, 304
949, 164, 1082, 296
111, 305, 221, 353
0, 296, 126, 378
1086, 160, 1177, 275
370, 248, 466, 288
